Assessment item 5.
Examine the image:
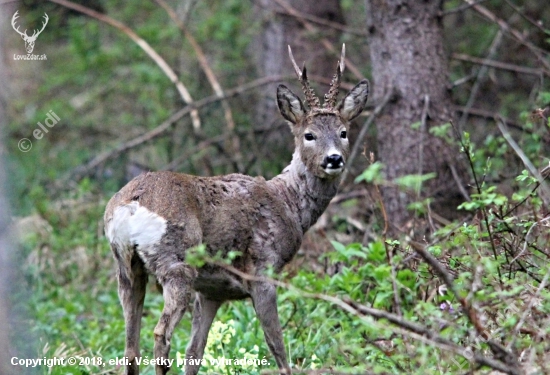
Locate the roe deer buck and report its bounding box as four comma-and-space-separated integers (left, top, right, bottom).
104, 44, 369, 375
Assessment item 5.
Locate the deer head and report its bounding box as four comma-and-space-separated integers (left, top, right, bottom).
11, 11, 49, 54
277, 45, 369, 179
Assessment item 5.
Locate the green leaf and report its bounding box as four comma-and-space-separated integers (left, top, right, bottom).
394, 172, 436, 191
355, 161, 385, 184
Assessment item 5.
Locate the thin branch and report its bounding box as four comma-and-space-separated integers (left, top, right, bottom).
48, 0, 202, 130
66, 75, 287, 182
510, 216, 550, 267
154, 0, 242, 169
211, 260, 521, 375
418, 94, 430, 195
271, 0, 364, 80
452, 53, 544, 77
450, 163, 471, 202
502, 0, 550, 36
462, 0, 550, 74
496, 119, 550, 206
457, 28, 503, 131
440, 0, 489, 16
273, 8, 367, 37
509, 263, 550, 350
453, 105, 526, 132
451, 121, 504, 284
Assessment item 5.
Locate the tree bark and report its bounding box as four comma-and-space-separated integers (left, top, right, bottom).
254, 0, 345, 167
365, 0, 467, 230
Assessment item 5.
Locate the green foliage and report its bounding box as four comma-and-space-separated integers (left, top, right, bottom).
458, 185, 508, 210
394, 172, 436, 192
354, 161, 385, 184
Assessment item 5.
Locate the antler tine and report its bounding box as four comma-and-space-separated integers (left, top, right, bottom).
288, 45, 321, 109
11, 11, 26, 37
339, 43, 346, 75
324, 44, 346, 109
35, 13, 49, 36
287, 45, 302, 79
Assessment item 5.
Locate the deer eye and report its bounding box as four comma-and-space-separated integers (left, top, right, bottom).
304, 133, 315, 141
340, 131, 347, 139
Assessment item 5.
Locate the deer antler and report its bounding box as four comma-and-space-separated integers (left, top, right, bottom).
11, 11, 27, 38
30, 13, 49, 39
324, 44, 346, 109
11, 11, 48, 40
287, 45, 321, 109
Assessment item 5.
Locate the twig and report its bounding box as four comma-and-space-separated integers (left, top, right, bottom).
463, 0, 550, 74
453, 105, 526, 132
271, 0, 363, 80
48, 0, 202, 130
502, 0, 550, 36
329, 189, 369, 205
273, 9, 367, 37
450, 164, 471, 202
342, 87, 395, 182
417, 94, 430, 199
510, 216, 550, 269
208, 260, 520, 375
457, 28, 503, 131
66, 75, 287, 182
440, 0, 488, 16
452, 53, 544, 77
451, 121, 503, 283
509, 264, 550, 350
496, 119, 550, 206
154, 0, 242, 169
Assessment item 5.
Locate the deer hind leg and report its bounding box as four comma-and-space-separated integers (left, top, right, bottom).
116, 250, 148, 375
185, 293, 222, 375
251, 281, 292, 375
153, 263, 194, 375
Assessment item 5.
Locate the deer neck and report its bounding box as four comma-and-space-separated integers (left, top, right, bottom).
268, 151, 340, 233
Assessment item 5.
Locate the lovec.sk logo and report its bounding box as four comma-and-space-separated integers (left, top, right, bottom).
11, 10, 48, 60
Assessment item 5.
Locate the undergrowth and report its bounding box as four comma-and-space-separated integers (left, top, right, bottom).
13, 112, 550, 375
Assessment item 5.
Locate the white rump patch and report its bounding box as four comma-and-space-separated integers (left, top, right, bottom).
106, 201, 167, 257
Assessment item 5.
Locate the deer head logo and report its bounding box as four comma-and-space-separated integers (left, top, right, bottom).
11, 11, 49, 54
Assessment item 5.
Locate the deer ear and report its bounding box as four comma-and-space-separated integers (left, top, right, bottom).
337, 79, 369, 122
277, 85, 306, 124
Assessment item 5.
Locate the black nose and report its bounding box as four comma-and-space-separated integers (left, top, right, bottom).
325, 154, 344, 169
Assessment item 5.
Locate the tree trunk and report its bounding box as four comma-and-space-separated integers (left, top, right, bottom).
365, 0, 467, 230
254, 0, 345, 170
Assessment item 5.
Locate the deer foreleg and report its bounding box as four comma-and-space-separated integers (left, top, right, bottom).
251, 281, 292, 375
